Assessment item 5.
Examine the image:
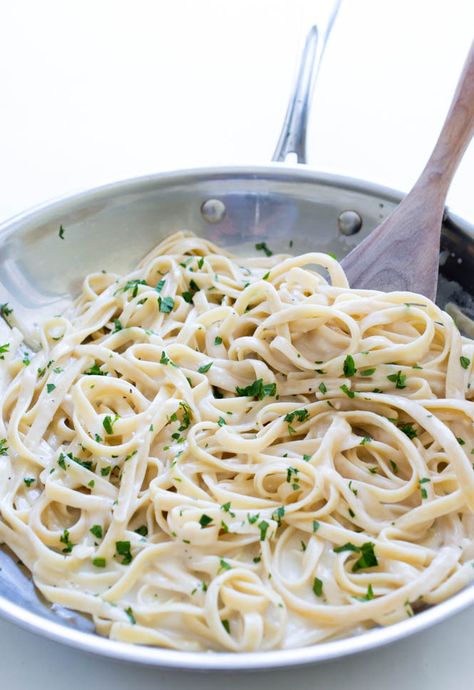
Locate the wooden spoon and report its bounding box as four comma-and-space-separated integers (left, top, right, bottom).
341, 40, 474, 300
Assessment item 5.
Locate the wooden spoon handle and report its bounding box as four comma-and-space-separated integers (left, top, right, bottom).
341, 39, 474, 300
419, 39, 474, 188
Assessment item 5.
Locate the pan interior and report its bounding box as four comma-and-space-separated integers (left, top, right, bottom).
1, 166, 474, 668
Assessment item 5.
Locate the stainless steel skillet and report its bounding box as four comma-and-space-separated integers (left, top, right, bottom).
0, 13, 474, 672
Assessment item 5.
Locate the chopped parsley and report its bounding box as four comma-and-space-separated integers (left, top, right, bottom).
160, 351, 169, 365
198, 362, 213, 373
178, 402, 192, 431
312, 520, 320, 532
100, 466, 111, 476
59, 529, 74, 553
272, 505, 285, 525
221, 502, 236, 517
351, 542, 378, 573
90, 525, 103, 539
235, 379, 276, 400
84, 363, 105, 376
318, 382, 327, 394
0, 303, 13, 317
115, 541, 133, 565
58, 224, 65, 239
158, 296, 175, 313
419, 477, 430, 499
65, 452, 93, 471
199, 514, 213, 528
0, 439, 8, 456
222, 619, 231, 634
218, 558, 231, 572
214, 336, 223, 345
46, 383, 56, 394
312, 577, 323, 597
23, 477, 35, 487
92, 557, 106, 568
0, 343, 10, 360
360, 436, 372, 446
343, 355, 357, 377
122, 279, 147, 298
284, 408, 309, 424
399, 422, 417, 439
247, 513, 260, 524
333, 542, 360, 553
135, 525, 148, 537
125, 607, 136, 625
113, 318, 123, 332
255, 241, 273, 257
387, 370, 407, 389
258, 520, 270, 541
355, 584, 374, 601
286, 467, 299, 485
360, 368, 376, 377
103, 414, 118, 435
217, 417, 226, 427
460, 356, 471, 370
340, 384, 355, 398
155, 278, 166, 293
390, 460, 399, 474
182, 278, 200, 303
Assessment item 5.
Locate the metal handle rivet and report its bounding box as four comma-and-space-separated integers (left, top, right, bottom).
337, 210, 362, 236
201, 199, 226, 224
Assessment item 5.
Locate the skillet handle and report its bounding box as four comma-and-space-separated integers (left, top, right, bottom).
272, 1, 341, 164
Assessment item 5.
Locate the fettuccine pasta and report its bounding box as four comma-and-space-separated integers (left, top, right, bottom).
1, 230, 474, 651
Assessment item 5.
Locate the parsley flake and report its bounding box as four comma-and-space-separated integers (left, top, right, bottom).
0, 343, 10, 360
90, 525, 103, 539
343, 355, 357, 377
158, 296, 175, 313
255, 241, 273, 257
387, 370, 407, 389
312, 577, 323, 597
92, 557, 106, 568
258, 520, 270, 541
340, 384, 355, 398
125, 607, 136, 624
115, 541, 133, 564
235, 379, 276, 400
199, 514, 213, 528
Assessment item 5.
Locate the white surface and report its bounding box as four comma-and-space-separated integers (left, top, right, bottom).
0, 0, 473, 688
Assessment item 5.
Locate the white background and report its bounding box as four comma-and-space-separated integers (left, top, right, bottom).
0, 1, 473, 688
